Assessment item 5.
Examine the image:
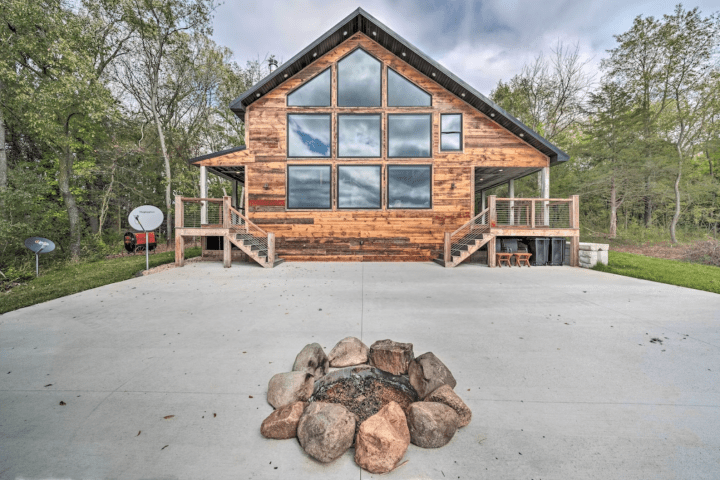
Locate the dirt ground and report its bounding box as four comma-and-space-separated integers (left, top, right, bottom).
609, 241, 692, 261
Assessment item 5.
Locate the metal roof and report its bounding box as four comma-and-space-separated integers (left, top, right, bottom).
229, 8, 569, 166
188, 146, 246, 182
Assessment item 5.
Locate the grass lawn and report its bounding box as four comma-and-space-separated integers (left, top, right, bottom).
594, 250, 720, 294
0, 247, 200, 315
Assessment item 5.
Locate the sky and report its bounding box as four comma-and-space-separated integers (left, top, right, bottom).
211, 1, 719, 95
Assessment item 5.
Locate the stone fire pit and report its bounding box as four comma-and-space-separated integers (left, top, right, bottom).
260, 337, 472, 474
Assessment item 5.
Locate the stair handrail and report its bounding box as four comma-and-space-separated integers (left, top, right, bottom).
227, 205, 267, 235
450, 207, 489, 237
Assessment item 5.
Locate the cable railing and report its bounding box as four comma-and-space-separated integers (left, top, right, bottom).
227, 204, 274, 264
493, 197, 573, 229
178, 197, 223, 228
445, 207, 490, 263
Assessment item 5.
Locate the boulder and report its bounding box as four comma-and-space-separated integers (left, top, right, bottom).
354, 401, 410, 474
297, 402, 356, 463
368, 339, 414, 375
408, 352, 457, 399
407, 402, 459, 448
292, 343, 329, 378
328, 337, 369, 367
267, 372, 314, 409
425, 385, 472, 427
260, 401, 308, 439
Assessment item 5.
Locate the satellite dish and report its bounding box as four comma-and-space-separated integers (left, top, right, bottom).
128, 205, 164, 231
24, 237, 56, 254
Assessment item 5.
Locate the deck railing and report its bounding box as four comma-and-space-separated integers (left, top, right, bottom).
444, 207, 490, 264
174, 196, 274, 265
493, 197, 574, 229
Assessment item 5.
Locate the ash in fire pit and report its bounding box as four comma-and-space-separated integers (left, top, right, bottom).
310, 366, 418, 434
260, 338, 473, 474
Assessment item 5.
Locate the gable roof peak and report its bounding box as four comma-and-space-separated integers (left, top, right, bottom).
229, 7, 568, 165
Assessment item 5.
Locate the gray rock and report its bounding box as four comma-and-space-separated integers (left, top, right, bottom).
328, 337, 369, 367
354, 401, 410, 474
407, 402, 459, 448
408, 352, 457, 399
425, 384, 472, 427
292, 343, 329, 377
368, 339, 414, 375
267, 371, 314, 409
297, 402, 356, 463
260, 401, 308, 439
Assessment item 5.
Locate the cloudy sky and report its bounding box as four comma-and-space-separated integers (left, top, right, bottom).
212, 1, 719, 94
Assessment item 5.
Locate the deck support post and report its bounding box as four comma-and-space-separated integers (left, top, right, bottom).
488, 195, 497, 225
200, 166, 208, 225
232, 180, 238, 209
268, 233, 275, 265
444, 232, 451, 266
488, 234, 496, 267
174, 195, 184, 266
571, 194, 580, 267
508, 180, 515, 225
223, 234, 231, 268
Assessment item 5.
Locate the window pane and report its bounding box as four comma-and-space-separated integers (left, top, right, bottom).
388, 114, 431, 157
287, 69, 331, 106
338, 166, 381, 209
441, 133, 461, 151
288, 114, 331, 157
287, 166, 331, 209
388, 165, 431, 209
387, 69, 431, 106
338, 49, 381, 107
441, 114, 461, 132
338, 115, 381, 157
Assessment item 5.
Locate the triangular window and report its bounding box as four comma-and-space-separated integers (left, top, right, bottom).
287, 68, 331, 107
338, 49, 381, 107
387, 68, 431, 107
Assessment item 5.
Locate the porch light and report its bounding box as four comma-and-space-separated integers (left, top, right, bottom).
343, 31, 347, 36
256, 93, 261, 97
402, 52, 406, 56
498, 169, 503, 172
490, 113, 495, 117
313, 52, 317, 57
519, 133, 524, 137
264, 183, 269, 190
372, 31, 377, 36
461, 93, 465, 97
284, 74, 288, 78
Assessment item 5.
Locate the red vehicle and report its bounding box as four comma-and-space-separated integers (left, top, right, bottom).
124, 231, 157, 253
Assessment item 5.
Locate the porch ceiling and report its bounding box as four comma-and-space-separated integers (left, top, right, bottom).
474, 166, 542, 192
207, 166, 245, 183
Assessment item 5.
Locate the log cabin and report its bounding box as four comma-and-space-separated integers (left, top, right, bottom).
177, 8, 579, 268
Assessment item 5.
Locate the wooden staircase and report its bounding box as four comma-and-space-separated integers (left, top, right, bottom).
436, 208, 494, 267
227, 231, 284, 268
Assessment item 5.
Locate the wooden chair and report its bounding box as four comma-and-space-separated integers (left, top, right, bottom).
514, 252, 532, 267
496, 252, 513, 267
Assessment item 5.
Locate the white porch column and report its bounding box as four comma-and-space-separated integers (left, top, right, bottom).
231, 180, 238, 209
509, 179, 515, 225
541, 166, 550, 226
481, 190, 487, 223
200, 165, 208, 224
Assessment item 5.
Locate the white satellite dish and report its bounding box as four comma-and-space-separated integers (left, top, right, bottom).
128, 205, 164, 231
128, 205, 164, 271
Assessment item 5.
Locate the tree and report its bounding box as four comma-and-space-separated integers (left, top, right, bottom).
119, 0, 215, 242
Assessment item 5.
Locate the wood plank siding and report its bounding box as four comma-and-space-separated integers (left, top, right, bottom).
195, 33, 549, 261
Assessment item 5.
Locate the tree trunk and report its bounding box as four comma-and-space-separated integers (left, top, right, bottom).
609, 176, 617, 239
644, 178, 653, 228
0, 102, 6, 191
670, 153, 683, 245
150, 86, 173, 244
59, 146, 81, 259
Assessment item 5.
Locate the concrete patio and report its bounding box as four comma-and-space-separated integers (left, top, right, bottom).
1, 261, 719, 479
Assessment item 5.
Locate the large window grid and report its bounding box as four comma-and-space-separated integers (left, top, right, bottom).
286, 165, 332, 209
387, 114, 432, 158
387, 165, 432, 209
337, 114, 382, 158
287, 114, 332, 158
337, 165, 382, 209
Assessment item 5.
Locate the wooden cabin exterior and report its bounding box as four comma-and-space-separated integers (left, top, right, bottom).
181, 8, 578, 267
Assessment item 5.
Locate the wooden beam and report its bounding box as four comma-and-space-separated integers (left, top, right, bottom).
444, 231, 451, 266
223, 235, 231, 268
488, 195, 497, 226
490, 227, 579, 237
175, 234, 184, 267
268, 233, 275, 265
487, 234, 496, 267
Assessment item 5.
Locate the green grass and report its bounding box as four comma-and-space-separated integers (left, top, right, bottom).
593, 251, 720, 294
0, 247, 200, 315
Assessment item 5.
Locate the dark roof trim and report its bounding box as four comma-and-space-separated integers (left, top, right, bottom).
229, 8, 568, 166
188, 145, 246, 164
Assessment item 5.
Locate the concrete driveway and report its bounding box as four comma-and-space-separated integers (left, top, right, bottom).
1, 261, 719, 479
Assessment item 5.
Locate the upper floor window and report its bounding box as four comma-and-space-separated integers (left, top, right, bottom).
388, 114, 431, 158
387, 68, 431, 107
338, 49, 381, 107
287, 68, 331, 107
338, 114, 381, 158
441, 114, 462, 151
287, 114, 331, 158
387, 165, 432, 209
